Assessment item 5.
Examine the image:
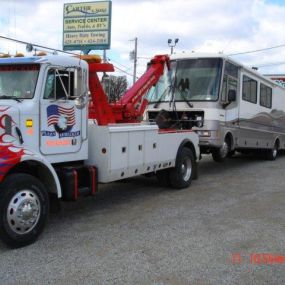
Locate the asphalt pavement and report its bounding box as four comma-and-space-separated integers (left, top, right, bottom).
0, 153, 284, 285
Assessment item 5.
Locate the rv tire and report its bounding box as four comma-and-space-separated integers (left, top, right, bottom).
228, 150, 235, 158
212, 139, 230, 162
266, 142, 278, 161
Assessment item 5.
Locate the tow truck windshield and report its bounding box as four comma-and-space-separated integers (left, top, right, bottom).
147, 58, 222, 103
0, 64, 40, 99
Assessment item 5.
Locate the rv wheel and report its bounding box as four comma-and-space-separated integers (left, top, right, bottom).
212, 140, 230, 162
227, 150, 235, 158
0, 174, 49, 248
266, 142, 278, 161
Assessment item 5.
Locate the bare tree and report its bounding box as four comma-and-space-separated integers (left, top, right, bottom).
104, 75, 128, 102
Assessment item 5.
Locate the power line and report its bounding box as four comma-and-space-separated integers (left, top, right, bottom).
106, 58, 133, 77
255, 61, 285, 68
137, 56, 151, 59
229, 43, 285, 56
107, 57, 143, 78
0, 35, 79, 56
113, 64, 142, 79
107, 57, 131, 71
107, 60, 136, 78
112, 64, 134, 77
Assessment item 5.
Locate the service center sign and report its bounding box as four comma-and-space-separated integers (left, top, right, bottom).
63, 1, 112, 51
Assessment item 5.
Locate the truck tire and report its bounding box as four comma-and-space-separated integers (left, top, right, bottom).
156, 169, 171, 187
0, 173, 49, 248
170, 147, 194, 189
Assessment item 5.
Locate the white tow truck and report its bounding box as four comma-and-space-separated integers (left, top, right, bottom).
0, 51, 200, 247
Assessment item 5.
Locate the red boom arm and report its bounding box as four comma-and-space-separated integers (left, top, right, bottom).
88, 54, 170, 125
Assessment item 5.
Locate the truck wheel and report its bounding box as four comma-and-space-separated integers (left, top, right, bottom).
156, 169, 171, 187
266, 142, 278, 161
0, 174, 49, 248
170, 147, 194, 189
212, 139, 230, 162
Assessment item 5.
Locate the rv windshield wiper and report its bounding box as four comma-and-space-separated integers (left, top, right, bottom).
172, 87, 193, 108
182, 95, 193, 108
0, 94, 22, 102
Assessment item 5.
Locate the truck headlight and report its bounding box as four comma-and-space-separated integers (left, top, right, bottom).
195, 116, 203, 127
196, 130, 211, 137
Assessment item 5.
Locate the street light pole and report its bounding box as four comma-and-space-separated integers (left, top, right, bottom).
168, 38, 179, 54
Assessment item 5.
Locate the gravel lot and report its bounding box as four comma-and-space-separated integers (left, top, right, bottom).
0, 153, 285, 285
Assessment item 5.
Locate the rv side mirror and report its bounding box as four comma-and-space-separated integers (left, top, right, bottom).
228, 89, 236, 102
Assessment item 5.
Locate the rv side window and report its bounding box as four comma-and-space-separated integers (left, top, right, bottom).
221, 61, 238, 102
260, 83, 272, 108
242, 75, 257, 104
225, 62, 238, 78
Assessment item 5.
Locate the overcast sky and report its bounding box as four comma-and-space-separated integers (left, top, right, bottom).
1, 0, 285, 80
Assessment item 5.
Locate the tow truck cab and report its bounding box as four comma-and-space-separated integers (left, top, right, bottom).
0, 55, 89, 164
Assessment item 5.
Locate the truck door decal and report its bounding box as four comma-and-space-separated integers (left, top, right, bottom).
42, 104, 80, 138
40, 66, 83, 155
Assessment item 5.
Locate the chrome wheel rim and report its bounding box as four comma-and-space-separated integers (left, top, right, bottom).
7, 190, 41, 235
220, 141, 229, 158
181, 157, 192, 181
273, 145, 278, 158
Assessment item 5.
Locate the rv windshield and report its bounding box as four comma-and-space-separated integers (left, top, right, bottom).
0, 64, 40, 99
147, 58, 222, 103
146, 61, 176, 103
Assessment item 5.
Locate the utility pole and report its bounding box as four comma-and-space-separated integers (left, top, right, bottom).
133, 37, 137, 85
130, 37, 138, 84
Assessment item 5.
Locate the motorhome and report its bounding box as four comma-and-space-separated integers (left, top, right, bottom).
146, 53, 285, 162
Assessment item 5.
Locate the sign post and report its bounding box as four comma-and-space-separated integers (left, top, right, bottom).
63, 1, 112, 52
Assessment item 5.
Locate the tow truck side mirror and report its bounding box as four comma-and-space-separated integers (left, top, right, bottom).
228, 89, 236, 102
75, 93, 88, 109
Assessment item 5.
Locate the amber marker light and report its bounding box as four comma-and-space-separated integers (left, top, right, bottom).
26, 119, 33, 127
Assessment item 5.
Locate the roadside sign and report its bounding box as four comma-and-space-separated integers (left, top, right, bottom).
63, 1, 112, 51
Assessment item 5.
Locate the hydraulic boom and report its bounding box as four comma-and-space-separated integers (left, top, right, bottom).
87, 54, 170, 125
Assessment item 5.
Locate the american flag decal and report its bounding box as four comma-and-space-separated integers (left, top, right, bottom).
47, 105, 75, 127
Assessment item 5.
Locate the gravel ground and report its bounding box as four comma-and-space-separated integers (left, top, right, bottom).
0, 153, 284, 285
